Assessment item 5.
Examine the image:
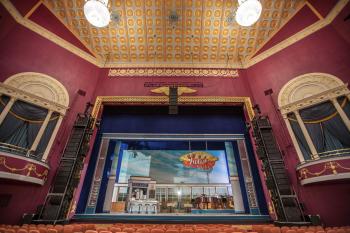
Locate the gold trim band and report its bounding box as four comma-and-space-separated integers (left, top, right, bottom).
91, 96, 255, 123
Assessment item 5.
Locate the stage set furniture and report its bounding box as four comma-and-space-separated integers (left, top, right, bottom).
127, 176, 159, 214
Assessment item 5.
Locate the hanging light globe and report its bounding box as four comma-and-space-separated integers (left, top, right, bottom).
84, 0, 110, 28
235, 0, 262, 27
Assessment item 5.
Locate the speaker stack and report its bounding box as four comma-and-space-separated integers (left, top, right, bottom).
35, 112, 94, 223
251, 115, 306, 223
169, 87, 178, 114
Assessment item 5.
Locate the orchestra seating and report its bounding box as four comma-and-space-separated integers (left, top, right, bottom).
0, 224, 349, 233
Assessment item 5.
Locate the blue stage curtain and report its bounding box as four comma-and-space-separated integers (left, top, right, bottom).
288, 113, 312, 160
299, 100, 350, 157
0, 97, 53, 158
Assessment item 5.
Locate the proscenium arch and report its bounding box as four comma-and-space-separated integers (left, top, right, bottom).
4, 72, 69, 107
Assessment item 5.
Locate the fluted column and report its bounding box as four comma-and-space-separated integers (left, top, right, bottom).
41, 114, 63, 162
331, 98, 350, 132
29, 110, 53, 156
283, 114, 305, 162
294, 111, 319, 159
0, 97, 16, 125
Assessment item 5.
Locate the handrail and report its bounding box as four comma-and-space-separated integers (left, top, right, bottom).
0, 142, 43, 161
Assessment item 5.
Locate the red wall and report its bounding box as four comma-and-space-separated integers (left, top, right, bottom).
0, 5, 100, 224
1, 0, 350, 226
245, 19, 350, 226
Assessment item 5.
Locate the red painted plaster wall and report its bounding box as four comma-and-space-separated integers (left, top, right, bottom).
0, 5, 100, 224
246, 24, 350, 226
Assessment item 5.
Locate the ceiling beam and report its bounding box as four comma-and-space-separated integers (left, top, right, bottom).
306, 1, 324, 20
24, 0, 42, 19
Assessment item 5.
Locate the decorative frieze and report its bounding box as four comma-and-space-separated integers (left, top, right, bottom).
108, 68, 239, 78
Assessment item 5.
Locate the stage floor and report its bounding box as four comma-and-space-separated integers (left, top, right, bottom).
72, 213, 271, 224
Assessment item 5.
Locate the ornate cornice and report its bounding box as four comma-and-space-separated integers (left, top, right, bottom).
279, 84, 349, 114
108, 68, 239, 78
91, 96, 255, 123
0, 83, 68, 115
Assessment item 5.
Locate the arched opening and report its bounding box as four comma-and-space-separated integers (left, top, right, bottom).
278, 73, 350, 162
0, 72, 69, 162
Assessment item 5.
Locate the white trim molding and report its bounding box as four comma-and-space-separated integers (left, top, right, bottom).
300, 173, 350, 185
0, 171, 45, 185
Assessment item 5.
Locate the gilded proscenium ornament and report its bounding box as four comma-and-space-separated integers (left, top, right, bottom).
91, 96, 255, 123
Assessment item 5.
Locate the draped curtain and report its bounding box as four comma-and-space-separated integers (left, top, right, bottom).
289, 97, 350, 159
0, 96, 58, 159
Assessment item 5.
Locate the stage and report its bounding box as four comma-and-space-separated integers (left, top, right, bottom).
72, 213, 271, 224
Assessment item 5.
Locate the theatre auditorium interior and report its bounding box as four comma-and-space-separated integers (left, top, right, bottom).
1, 0, 350, 232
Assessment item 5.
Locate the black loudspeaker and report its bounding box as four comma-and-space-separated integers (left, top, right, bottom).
308, 215, 321, 225
0, 194, 11, 207
169, 87, 178, 115
169, 87, 178, 104
169, 105, 178, 114
22, 213, 35, 224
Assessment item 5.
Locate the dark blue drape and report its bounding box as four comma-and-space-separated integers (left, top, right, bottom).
300, 100, 350, 155
0, 96, 59, 159
0, 99, 47, 152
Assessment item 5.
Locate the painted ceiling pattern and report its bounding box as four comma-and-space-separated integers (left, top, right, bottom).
44, 0, 306, 67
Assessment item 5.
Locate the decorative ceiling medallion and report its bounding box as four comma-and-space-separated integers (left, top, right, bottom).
108, 68, 239, 78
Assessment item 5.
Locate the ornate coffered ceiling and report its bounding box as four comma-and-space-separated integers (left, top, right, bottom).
43, 0, 306, 68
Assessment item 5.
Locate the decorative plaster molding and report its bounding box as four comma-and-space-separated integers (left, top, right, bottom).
108, 68, 239, 78
105, 63, 243, 69
279, 84, 349, 114
0, 155, 49, 185
0, 83, 68, 115
4, 72, 70, 107
300, 173, 350, 185
297, 155, 350, 170
0, 0, 100, 67
297, 157, 350, 185
278, 73, 345, 108
91, 96, 255, 123
0, 171, 45, 185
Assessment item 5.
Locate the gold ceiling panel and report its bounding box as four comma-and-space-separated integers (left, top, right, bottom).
43, 0, 305, 67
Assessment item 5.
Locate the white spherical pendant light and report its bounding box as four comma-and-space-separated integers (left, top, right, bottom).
235, 0, 262, 27
84, 0, 110, 28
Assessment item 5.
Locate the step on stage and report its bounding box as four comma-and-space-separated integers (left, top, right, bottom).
72, 213, 271, 224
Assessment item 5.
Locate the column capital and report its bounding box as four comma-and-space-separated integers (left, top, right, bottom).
293, 110, 300, 116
